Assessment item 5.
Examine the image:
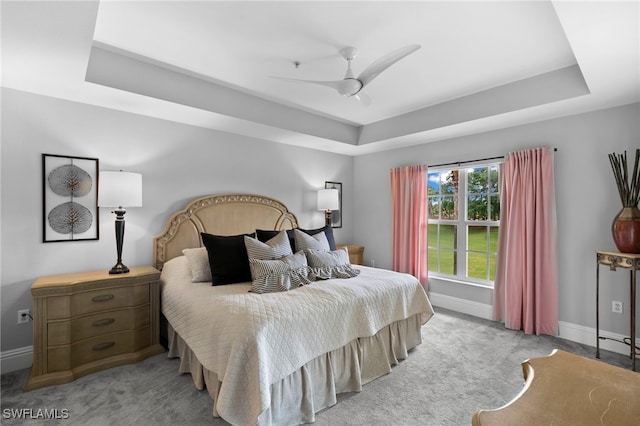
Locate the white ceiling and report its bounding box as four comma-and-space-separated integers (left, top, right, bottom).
2, 1, 639, 155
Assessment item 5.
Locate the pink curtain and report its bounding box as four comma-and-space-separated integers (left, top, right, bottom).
391, 165, 428, 290
493, 147, 558, 335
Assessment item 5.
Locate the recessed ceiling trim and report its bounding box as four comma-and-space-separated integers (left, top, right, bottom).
85, 43, 360, 146
358, 64, 590, 145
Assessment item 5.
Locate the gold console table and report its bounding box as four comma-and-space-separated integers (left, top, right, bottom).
472, 350, 640, 425
596, 250, 640, 371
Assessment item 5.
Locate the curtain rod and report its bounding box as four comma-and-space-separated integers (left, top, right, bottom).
428, 148, 557, 169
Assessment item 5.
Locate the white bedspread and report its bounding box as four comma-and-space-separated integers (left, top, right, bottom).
161, 256, 434, 425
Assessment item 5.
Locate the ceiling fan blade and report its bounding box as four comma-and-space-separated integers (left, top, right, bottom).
357, 44, 421, 89
270, 76, 343, 91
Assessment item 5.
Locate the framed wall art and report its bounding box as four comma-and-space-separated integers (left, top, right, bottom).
42, 154, 99, 242
325, 181, 342, 228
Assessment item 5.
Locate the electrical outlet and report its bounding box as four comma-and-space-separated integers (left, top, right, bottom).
612, 301, 623, 314
17, 309, 31, 324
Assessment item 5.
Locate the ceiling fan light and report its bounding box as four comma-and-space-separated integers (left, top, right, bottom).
338, 78, 363, 97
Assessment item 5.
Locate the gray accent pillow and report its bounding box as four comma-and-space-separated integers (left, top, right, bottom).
305, 247, 360, 280
293, 228, 331, 251
245, 230, 293, 262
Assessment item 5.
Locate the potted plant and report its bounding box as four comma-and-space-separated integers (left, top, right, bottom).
608, 148, 640, 253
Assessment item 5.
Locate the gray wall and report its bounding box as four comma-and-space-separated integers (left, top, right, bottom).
0, 88, 354, 353
353, 102, 640, 337
2, 86, 639, 362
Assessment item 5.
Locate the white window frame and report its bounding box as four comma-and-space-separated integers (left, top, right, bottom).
427, 163, 501, 287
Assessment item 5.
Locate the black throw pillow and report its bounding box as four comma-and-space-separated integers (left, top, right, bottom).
201, 232, 255, 285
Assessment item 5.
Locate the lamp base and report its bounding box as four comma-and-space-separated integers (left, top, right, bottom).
109, 262, 130, 275
325, 209, 333, 228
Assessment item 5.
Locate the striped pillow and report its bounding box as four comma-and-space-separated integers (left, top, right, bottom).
306, 247, 350, 267
244, 230, 293, 262
293, 228, 331, 251
305, 247, 360, 280
249, 251, 315, 294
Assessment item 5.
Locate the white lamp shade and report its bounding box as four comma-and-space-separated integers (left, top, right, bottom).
98, 171, 143, 208
317, 188, 339, 211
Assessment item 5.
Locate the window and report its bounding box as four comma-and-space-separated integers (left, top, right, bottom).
427, 165, 500, 285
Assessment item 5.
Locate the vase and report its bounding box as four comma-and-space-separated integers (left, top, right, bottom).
611, 206, 640, 254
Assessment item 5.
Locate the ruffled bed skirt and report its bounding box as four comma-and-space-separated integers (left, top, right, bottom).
167, 314, 423, 425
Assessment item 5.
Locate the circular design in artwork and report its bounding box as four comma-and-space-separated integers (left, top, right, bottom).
48, 202, 93, 234
48, 164, 92, 197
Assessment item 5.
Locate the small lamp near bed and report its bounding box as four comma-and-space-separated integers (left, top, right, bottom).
98, 170, 142, 274
317, 188, 339, 227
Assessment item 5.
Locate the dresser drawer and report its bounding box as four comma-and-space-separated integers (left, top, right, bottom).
47, 328, 151, 372
47, 305, 150, 346
46, 283, 149, 320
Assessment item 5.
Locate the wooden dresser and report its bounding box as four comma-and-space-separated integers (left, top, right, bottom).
25, 266, 165, 391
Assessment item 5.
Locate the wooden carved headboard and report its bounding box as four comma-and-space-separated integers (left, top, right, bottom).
152, 194, 298, 270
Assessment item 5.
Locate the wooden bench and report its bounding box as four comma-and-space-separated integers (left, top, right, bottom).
472, 349, 640, 426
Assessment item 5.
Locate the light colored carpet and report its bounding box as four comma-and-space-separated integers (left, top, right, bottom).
1, 308, 631, 425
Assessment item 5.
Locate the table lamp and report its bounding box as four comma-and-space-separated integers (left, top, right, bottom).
98, 171, 142, 274
317, 188, 339, 227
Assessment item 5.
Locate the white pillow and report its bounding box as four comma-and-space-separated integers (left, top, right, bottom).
244, 230, 293, 261
182, 247, 212, 282
293, 228, 330, 251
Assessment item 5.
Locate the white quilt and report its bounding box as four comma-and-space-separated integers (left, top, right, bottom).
160, 256, 434, 426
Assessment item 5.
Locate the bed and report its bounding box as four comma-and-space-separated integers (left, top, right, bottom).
153, 193, 434, 425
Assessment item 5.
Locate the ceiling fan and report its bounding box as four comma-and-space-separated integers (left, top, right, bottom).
273, 44, 421, 104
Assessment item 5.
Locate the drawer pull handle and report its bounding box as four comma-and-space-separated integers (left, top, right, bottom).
92, 342, 115, 351
91, 294, 114, 303
92, 318, 115, 327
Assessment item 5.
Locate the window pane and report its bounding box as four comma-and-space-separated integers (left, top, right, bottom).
467, 226, 487, 252
428, 247, 438, 272
467, 194, 488, 220
489, 194, 500, 221
467, 252, 488, 280
428, 196, 440, 219
440, 250, 456, 275
467, 167, 487, 193
489, 226, 499, 252
439, 225, 457, 249
489, 166, 499, 193
440, 196, 457, 219
441, 170, 458, 194
427, 224, 438, 248
428, 172, 440, 194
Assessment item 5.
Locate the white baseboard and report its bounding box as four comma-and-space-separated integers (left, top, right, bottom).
1, 345, 32, 374
428, 292, 493, 320
428, 291, 638, 357
558, 320, 640, 356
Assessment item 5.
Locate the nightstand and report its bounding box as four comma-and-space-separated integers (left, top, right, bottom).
25, 266, 165, 391
337, 245, 365, 265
